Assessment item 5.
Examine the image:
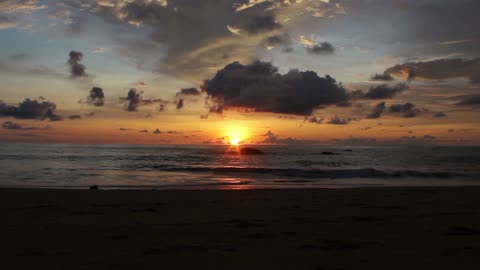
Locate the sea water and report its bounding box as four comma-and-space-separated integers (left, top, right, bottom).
0, 144, 479, 189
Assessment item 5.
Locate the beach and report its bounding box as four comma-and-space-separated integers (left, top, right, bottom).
1, 187, 479, 269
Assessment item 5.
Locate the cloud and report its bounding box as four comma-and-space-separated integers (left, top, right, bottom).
85, 111, 96, 117
202, 61, 348, 115
333, 135, 437, 146
0, 0, 46, 29
86, 87, 105, 107
307, 116, 322, 124
367, 102, 386, 119
175, 88, 200, 110
371, 73, 394, 81
234, 0, 270, 12
298, 35, 335, 55
326, 116, 352, 125
389, 102, 421, 118
2, 121, 37, 130
0, 15, 16, 29
454, 94, 480, 106
121, 89, 169, 112
139, 129, 148, 133
362, 83, 408, 99
65, 0, 345, 82
177, 88, 201, 96
306, 42, 335, 55
176, 98, 184, 110
366, 101, 424, 119
263, 34, 291, 50
399, 135, 437, 145
235, 15, 281, 34
68, 51, 87, 77
258, 130, 318, 145
390, 103, 419, 117
227, 24, 241, 35
385, 58, 480, 84
0, 0, 46, 14
68, 115, 81, 120
434, 112, 447, 117
153, 128, 162, 134
0, 98, 62, 121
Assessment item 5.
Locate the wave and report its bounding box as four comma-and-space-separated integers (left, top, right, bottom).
145, 166, 472, 179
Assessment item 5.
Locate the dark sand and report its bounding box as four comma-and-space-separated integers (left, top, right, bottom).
1, 187, 479, 270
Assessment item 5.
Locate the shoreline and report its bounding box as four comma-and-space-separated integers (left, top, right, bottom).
2, 186, 479, 269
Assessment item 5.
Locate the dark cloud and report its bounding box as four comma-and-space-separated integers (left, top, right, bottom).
177, 88, 201, 96
176, 99, 184, 110
263, 34, 292, 50
73, 1, 245, 78
306, 42, 335, 55
166, 131, 181, 134
307, 116, 322, 124
208, 104, 224, 114
86, 87, 105, 107
153, 128, 162, 134
158, 104, 166, 112
326, 116, 352, 125
336, 101, 352, 107
236, 15, 281, 34
389, 102, 421, 118
68, 51, 87, 77
121, 89, 169, 112
367, 102, 386, 119
448, 128, 473, 133
0, 99, 62, 121
202, 61, 348, 115
139, 129, 148, 133
333, 135, 437, 146
2, 121, 37, 130
174, 88, 200, 110
455, 94, 480, 106
68, 115, 82, 120
386, 58, 480, 84
399, 135, 436, 145
434, 112, 446, 117
362, 83, 408, 99
371, 73, 394, 81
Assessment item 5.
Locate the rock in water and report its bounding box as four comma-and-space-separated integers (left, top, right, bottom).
239, 147, 264, 155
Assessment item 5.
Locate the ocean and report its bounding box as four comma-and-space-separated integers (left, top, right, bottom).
0, 144, 479, 189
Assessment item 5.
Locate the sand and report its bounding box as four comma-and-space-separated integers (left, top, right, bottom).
1, 187, 479, 270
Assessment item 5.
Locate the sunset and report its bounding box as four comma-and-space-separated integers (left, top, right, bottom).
1, 0, 479, 269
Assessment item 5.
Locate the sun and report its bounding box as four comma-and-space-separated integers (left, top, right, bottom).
225, 126, 248, 146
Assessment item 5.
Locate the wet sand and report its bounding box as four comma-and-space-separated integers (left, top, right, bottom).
1, 187, 479, 270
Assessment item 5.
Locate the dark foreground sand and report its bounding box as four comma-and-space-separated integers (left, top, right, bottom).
1, 187, 479, 270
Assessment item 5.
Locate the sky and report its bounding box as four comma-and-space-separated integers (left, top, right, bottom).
0, 0, 479, 145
